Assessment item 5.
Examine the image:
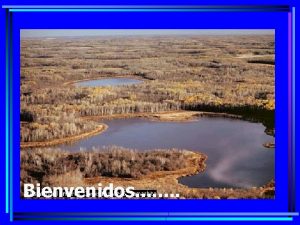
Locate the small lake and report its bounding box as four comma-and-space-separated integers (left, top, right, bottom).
58, 117, 274, 189
75, 78, 142, 87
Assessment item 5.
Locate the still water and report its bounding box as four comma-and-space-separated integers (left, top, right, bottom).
58, 117, 274, 189
75, 78, 142, 87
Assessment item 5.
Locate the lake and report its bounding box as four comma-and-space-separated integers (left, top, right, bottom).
58, 117, 274, 189
75, 78, 142, 87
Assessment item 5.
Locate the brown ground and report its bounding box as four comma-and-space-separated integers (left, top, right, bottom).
146, 111, 242, 122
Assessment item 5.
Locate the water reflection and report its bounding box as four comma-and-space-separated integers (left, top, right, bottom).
58, 117, 274, 188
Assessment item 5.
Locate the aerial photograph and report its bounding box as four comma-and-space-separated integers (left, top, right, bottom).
20, 29, 275, 199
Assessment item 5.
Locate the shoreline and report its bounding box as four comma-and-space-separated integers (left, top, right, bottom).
84, 151, 274, 199
20, 147, 274, 199
84, 151, 209, 197
20, 112, 275, 198
146, 111, 243, 122
83, 110, 243, 122
20, 124, 108, 149
21, 110, 256, 148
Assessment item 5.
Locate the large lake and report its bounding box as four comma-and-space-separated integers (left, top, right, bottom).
75, 78, 142, 87
58, 117, 274, 189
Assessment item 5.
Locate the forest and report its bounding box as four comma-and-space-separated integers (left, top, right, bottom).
20, 146, 199, 197
21, 35, 275, 143
20, 146, 274, 199
20, 34, 275, 199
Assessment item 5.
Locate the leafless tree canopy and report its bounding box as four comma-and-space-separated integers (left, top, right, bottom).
21, 35, 274, 142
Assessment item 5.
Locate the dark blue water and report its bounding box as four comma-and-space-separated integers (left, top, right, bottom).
75, 78, 142, 87
58, 117, 274, 189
